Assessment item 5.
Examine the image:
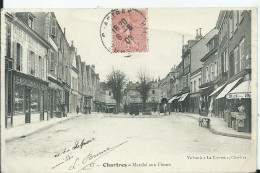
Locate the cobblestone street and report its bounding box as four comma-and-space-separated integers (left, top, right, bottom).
4, 113, 254, 173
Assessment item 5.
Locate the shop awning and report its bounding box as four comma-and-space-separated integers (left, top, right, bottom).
200, 85, 211, 90
168, 96, 177, 103
178, 93, 189, 102
226, 80, 251, 99
209, 84, 225, 97
215, 78, 242, 99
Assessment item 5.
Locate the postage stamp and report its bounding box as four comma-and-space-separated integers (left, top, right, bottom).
100, 9, 148, 53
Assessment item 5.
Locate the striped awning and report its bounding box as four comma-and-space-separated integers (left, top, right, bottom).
209, 84, 225, 97
178, 93, 189, 102
226, 80, 251, 99
215, 78, 242, 99
169, 96, 178, 103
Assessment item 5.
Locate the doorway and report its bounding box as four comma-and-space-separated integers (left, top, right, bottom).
25, 88, 31, 123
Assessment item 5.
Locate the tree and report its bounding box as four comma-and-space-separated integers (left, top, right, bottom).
137, 69, 151, 112
106, 68, 127, 114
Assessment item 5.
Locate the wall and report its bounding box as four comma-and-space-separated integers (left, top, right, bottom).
190, 29, 218, 74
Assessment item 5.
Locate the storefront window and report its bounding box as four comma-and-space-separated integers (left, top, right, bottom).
31, 88, 39, 113
14, 85, 24, 114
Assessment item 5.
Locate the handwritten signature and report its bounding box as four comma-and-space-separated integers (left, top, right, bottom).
52, 137, 96, 169
68, 141, 128, 173
54, 137, 96, 158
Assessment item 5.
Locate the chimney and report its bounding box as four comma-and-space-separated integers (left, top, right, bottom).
91, 64, 95, 73
64, 27, 66, 36
195, 28, 203, 40
71, 40, 74, 47
196, 29, 198, 37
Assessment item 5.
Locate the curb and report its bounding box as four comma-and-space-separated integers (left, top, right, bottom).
184, 114, 251, 140
6, 115, 81, 143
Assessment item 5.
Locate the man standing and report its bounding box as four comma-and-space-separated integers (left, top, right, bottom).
76, 105, 79, 114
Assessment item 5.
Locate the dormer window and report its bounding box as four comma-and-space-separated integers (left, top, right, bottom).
51, 17, 57, 37
28, 15, 34, 29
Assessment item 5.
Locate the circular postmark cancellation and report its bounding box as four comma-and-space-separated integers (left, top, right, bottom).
100, 9, 148, 53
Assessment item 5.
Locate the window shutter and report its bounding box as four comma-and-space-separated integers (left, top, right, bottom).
13, 42, 17, 70
42, 58, 45, 79
20, 45, 23, 72
28, 50, 31, 74
241, 39, 245, 70
35, 54, 39, 77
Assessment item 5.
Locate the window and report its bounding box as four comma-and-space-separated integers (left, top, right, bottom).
194, 81, 196, 92
39, 56, 42, 78
214, 61, 217, 78
211, 63, 214, 80
51, 17, 56, 36
28, 15, 34, 29
223, 51, 228, 73
206, 66, 209, 82
209, 65, 212, 81
239, 38, 245, 70
229, 12, 233, 39
14, 85, 24, 114
35, 55, 39, 78
152, 90, 155, 94
234, 46, 239, 74
28, 50, 35, 75
42, 58, 46, 79
31, 88, 39, 113
50, 52, 55, 71
14, 43, 23, 71
233, 11, 238, 32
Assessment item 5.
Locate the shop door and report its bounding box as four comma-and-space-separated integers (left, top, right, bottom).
50, 90, 54, 118
25, 88, 31, 123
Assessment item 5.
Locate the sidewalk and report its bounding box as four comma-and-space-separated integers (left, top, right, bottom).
103, 112, 163, 118
5, 113, 83, 142
185, 113, 251, 139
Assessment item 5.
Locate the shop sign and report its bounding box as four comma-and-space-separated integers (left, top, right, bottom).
49, 82, 63, 90
14, 75, 47, 90
236, 113, 246, 119
12, 23, 47, 56
226, 93, 251, 99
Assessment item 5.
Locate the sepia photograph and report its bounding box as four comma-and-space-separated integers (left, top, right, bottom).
1, 8, 257, 172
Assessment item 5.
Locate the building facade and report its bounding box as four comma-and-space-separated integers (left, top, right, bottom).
4, 12, 51, 127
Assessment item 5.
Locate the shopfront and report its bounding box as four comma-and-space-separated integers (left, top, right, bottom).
226, 80, 251, 132
12, 71, 48, 126
178, 93, 189, 112
48, 79, 63, 118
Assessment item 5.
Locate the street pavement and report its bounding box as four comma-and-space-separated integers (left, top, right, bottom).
4, 112, 255, 173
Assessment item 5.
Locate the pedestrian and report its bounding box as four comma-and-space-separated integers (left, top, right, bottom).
157, 104, 160, 115
64, 105, 68, 117
163, 103, 167, 115
76, 105, 79, 114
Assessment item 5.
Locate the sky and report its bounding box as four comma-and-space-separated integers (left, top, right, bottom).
54, 8, 220, 82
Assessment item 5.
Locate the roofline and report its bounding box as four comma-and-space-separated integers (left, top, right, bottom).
11, 15, 52, 49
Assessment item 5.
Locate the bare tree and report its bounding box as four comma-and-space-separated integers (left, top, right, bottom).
106, 68, 127, 114
137, 69, 151, 112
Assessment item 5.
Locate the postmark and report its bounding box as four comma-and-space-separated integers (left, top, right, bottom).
100, 9, 148, 53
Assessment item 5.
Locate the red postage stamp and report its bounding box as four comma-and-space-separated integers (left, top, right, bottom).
111, 9, 147, 53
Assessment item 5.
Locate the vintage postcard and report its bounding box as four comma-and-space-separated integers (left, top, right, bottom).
0, 8, 257, 173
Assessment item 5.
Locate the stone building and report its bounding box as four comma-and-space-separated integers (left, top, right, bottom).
4, 12, 51, 127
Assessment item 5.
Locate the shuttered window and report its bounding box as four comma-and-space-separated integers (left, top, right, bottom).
234, 47, 239, 74
51, 17, 56, 36
13, 42, 23, 72
240, 38, 245, 70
